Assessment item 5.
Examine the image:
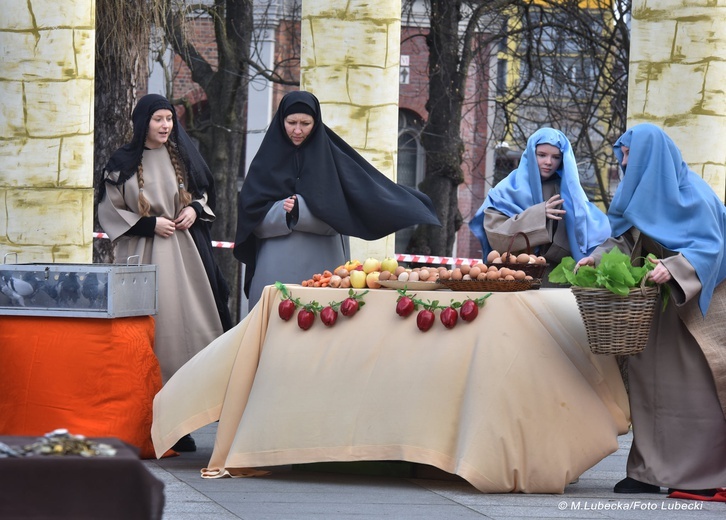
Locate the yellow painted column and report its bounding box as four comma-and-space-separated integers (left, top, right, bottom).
628, 0, 726, 200
300, 0, 401, 261
0, 1, 95, 262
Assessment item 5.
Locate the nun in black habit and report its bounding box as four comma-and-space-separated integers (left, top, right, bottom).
235, 90, 441, 308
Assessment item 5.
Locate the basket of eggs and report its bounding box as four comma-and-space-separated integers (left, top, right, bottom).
485, 232, 548, 281
435, 261, 534, 292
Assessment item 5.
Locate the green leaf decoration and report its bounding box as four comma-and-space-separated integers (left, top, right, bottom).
547, 247, 665, 300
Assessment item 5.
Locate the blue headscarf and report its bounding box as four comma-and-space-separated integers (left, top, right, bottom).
470, 128, 610, 261
610, 123, 726, 316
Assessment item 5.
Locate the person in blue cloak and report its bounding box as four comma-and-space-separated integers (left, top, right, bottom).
469, 128, 610, 284
577, 123, 726, 497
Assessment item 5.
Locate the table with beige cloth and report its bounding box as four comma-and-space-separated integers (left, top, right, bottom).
152, 285, 630, 493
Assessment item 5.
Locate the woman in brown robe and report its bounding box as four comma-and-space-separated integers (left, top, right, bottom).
578, 123, 726, 496
99, 94, 232, 451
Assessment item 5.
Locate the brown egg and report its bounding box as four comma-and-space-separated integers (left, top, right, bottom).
469, 266, 482, 278
476, 272, 488, 281
459, 264, 471, 275
378, 271, 391, 281
486, 270, 500, 280
513, 270, 526, 280
487, 265, 499, 273
439, 269, 451, 280
491, 257, 503, 264
516, 253, 531, 264
504, 274, 515, 281
451, 268, 463, 281
499, 267, 511, 277
525, 275, 534, 281
487, 250, 500, 263
394, 265, 407, 276
536, 256, 547, 265
418, 269, 430, 281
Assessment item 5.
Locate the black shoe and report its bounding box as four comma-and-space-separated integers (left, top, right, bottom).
668, 488, 717, 497
171, 433, 197, 452
614, 477, 660, 494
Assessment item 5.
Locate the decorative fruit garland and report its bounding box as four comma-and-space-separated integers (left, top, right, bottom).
275, 282, 491, 332
275, 282, 368, 330
396, 289, 491, 332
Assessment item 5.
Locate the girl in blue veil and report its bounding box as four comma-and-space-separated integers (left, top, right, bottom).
469, 128, 610, 274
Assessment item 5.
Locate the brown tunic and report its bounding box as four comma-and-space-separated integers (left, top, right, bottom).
98, 146, 224, 383
593, 229, 726, 489
484, 180, 570, 286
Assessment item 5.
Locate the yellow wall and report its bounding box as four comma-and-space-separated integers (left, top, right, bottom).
300, 0, 401, 261
0, 0, 96, 262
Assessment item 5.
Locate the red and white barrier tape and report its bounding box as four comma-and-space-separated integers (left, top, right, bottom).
93, 232, 481, 266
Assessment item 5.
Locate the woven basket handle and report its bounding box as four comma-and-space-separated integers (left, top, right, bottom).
638, 272, 660, 296
506, 232, 532, 257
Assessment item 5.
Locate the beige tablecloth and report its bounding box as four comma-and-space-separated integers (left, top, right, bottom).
152, 286, 630, 493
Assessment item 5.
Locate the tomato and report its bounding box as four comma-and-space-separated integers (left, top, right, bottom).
416, 309, 435, 332
297, 309, 315, 330
440, 306, 458, 329
278, 299, 296, 321
460, 300, 479, 322
340, 298, 359, 317
320, 306, 338, 327
396, 296, 415, 318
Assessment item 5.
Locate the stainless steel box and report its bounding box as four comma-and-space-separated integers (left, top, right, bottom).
0, 263, 158, 318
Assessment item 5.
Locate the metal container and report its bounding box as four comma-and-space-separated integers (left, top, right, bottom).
0, 259, 157, 319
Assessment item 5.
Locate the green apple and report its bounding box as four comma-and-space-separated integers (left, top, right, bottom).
350, 269, 367, 288
380, 257, 398, 274
362, 257, 381, 274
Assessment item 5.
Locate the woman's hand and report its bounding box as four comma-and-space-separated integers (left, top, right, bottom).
575, 256, 595, 272
545, 194, 566, 220
155, 217, 176, 237
647, 257, 672, 284
174, 206, 197, 231
283, 195, 297, 213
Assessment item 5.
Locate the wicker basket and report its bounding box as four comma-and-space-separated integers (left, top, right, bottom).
571, 284, 659, 356
436, 278, 532, 292
487, 232, 548, 279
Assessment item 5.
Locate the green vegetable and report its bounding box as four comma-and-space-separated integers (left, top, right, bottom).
548, 247, 662, 298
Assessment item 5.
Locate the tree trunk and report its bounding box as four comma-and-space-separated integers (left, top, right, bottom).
94, 0, 151, 264
165, 0, 253, 321
409, 0, 466, 256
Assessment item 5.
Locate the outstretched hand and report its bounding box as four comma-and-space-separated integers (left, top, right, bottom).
575, 256, 595, 272
545, 194, 566, 220
647, 257, 672, 284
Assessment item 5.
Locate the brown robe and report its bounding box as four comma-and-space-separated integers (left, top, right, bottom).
98, 146, 224, 383
593, 229, 726, 489
484, 180, 570, 286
